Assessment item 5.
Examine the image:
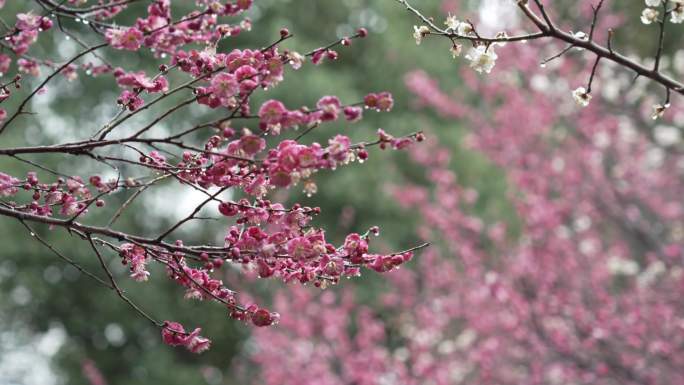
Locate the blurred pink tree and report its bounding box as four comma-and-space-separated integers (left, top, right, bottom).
250, 2, 684, 384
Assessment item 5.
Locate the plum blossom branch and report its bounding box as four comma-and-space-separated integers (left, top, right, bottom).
0, 0, 428, 354
397, 0, 684, 106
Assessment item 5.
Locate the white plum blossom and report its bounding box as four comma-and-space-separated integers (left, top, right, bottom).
465, 45, 497, 73
637, 261, 666, 288
287, 51, 305, 70
641, 8, 659, 24
651, 103, 669, 120
456, 21, 474, 36
645, 0, 661, 6
442, 14, 473, 36
607, 257, 639, 276
413, 25, 430, 45
450, 44, 463, 58
572, 87, 592, 107
671, 4, 684, 23
445, 14, 459, 30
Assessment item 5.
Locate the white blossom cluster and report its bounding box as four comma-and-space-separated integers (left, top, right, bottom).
409, 2, 682, 112
639, 1, 683, 118
574, 1, 683, 110
642, 0, 684, 25
572, 87, 592, 107
412, 14, 506, 74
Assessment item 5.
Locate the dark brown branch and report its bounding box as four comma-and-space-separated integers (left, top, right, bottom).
586, 56, 602, 93
154, 187, 228, 241
17, 219, 112, 288
588, 0, 605, 42
88, 236, 164, 328
0, 43, 108, 135
654, 0, 669, 72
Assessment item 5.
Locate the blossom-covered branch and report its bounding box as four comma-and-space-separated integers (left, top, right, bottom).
0, 0, 427, 353
398, 0, 683, 115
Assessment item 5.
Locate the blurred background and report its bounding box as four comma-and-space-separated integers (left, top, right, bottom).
1, 1, 681, 384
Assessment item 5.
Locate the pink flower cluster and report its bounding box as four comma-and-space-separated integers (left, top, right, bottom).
106, 27, 144, 51
6, 13, 52, 56
217, 201, 414, 288
113, 67, 169, 93
119, 244, 150, 282
196, 49, 287, 108
0, 172, 19, 197
160, 94, 413, 195
161, 321, 211, 354
0, 12, 51, 85
117, 90, 144, 111
377, 128, 424, 150
166, 254, 234, 302
113, 67, 169, 110
108, 0, 252, 56
0, 171, 111, 217
363, 91, 394, 111
311, 48, 339, 65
